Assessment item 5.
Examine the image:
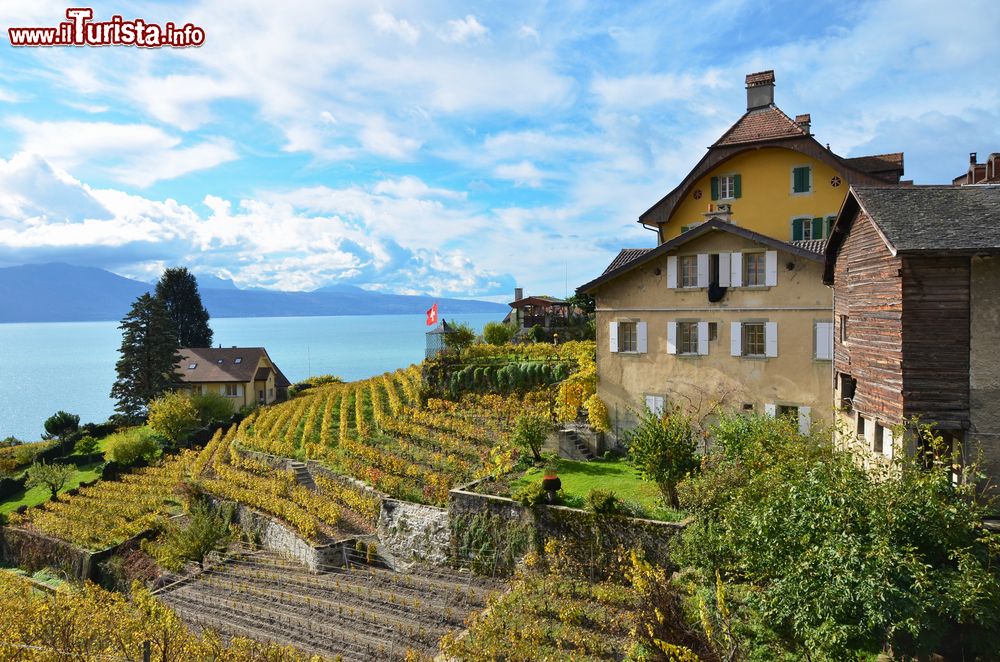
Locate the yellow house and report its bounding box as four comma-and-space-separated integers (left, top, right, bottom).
176, 347, 290, 411
581, 219, 833, 435
641, 70, 904, 244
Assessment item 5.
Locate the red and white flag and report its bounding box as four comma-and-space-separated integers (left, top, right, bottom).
426, 302, 438, 326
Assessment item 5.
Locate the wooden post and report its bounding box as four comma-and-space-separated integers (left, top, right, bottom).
142, 640, 151, 662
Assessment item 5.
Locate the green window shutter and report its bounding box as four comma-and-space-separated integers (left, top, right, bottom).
710, 177, 719, 201
792, 218, 803, 241
826, 216, 835, 239
812, 217, 823, 239
793, 167, 808, 193
733, 174, 742, 198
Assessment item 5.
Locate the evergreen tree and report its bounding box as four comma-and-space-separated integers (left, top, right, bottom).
155, 267, 213, 348
110, 294, 182, 420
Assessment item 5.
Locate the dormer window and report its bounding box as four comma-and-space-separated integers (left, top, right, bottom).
234, 357, 242, 364
187, 363, 197, 369
217, 359, 224, 364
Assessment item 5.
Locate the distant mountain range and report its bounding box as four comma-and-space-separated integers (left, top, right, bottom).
0, 263, 508, 323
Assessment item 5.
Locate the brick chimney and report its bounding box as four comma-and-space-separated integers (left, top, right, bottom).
970, 152, 978, 165
514, 287, 523, 301
795, 113, 811, 134
745, 70, 775, 110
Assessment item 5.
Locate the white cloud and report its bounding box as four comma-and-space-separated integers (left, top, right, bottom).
440, 15, 488, 43
591, 70, 726, 108
7, 118, 238, 186
494, 161, 546, 187
517, 25, 539, 41
371, 9, 420, 44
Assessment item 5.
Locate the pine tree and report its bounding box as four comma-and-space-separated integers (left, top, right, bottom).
110, 294, 182, 420
155, 267, 214, 348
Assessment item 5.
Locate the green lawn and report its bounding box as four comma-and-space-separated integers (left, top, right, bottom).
510, 456, 686, 522
0, 461, 104, 515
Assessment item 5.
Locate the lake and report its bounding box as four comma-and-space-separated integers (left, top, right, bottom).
0, 312, 501, 441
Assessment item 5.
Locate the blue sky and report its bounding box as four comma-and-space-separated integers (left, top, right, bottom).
0, 0, 997, 301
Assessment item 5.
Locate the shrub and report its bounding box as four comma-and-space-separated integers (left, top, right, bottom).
511, 413, 550, 462
512, 482, 548, 507
482, 321, 516, 345
73, 435, 99, 455
444, 321, 477, 352
623, 406, 699, 508
147, 392, 200, 444
529, 324, 546, 342
0, 436, 23, 448
585, 488, 621, 515
148, 500, 233, 571
103, 427, 161, 466
190, 391, 234, 425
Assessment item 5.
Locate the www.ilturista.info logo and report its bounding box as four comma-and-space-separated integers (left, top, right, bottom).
8, 8, 205, 48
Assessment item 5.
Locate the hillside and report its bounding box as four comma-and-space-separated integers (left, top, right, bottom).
0, 263, 507, 323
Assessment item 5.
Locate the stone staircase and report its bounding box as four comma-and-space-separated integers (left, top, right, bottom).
288, 461, 317, 491
560, 429, 595, 461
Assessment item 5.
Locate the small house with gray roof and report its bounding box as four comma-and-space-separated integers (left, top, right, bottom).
824, 185, 1000, 485
176, 346, 290, 411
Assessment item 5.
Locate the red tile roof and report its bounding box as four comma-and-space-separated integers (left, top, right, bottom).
602, 248, 652, 275
745, 70, 775, 87
843, 152, 904, 175
712, 106, 808, 146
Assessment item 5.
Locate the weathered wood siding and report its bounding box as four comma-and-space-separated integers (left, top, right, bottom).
901, 256, 970, 429
833, 208, 904, 421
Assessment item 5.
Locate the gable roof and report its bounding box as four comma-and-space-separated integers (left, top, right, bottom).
603, 248, 653, 274
824, 185, 1000, 282
842, 152, 904, 181
509, 295, 568, 308
712, 105, 808, 147
177, 347, 274, 384
579, 217, 824, 293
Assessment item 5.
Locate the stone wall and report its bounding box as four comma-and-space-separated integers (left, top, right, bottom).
376, 498, 449, 570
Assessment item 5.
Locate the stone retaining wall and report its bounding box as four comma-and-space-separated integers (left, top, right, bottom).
376, 499, 450, 570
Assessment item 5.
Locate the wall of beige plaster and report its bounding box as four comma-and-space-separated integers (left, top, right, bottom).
593, 229, 833, 437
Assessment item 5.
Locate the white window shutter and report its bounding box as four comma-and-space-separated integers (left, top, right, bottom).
718, 253, 731, 287
765, 250, 778, 286
666, 322, 677, 355
764, 403, 777, 417
666, 255, 677, 288
609, 322, 618, 353
696, 253, 709, 288
884, 428, 894, 458
798, 407, 811, 434
636, 322, 648, 353
815, 322, 833, 360
697, 321, 709, 355
730, 252, 743, 286
765, 322, 778, 357
730, 322, 742, 356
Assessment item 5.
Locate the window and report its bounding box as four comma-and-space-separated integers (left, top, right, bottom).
792, 166, 812, 194
838, 373, 857, 409
187, 362, 197, 369
777, 404, 798, 419
708, 322, 718, 341
792, 217, 827, 241
618, 321, 637, 353
224, 383, 239, 397
678, 322, 699, 354
679, 255, 698, 288
645, 394, 665, 416
234, 357, 242, 364
742, 322, 766, 356
873, 422, 884, 454
856, 413, 866, 440
744, 252, 766, 286
711, 174, 741, 201
840, 314, 849, 342
268, 387, 274, 399
742, 403, 754, 411
217, 358, 224, 364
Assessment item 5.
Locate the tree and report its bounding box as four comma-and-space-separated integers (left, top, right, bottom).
512, 413, 550, 462
443, 320, 477, 352
150, 500, 233, 571
190, 391, 234, 425
147, 392, 201, 444
103, 427, 161, 465
25, 461, 76, 501
155, 267, 213, 348
623, 406, 699, 508
110, 294, 182, 420
42, 410, 80, 446
482, 321, 516, 346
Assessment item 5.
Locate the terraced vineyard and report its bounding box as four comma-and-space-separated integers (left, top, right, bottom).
238, 365, 554, 505
158, 548, 503, 661
6, 450, 194, 550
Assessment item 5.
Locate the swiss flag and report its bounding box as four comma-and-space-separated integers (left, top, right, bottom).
426, 303, 438, 326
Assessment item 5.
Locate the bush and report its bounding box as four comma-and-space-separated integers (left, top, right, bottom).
103, 427, 161, 466
444, 321, 477, 352
482, 321, 516, 346
190, 391, 234, 425
623, 406, 699, 508
585, 488, 621, 515
512, 413, 550, 462
73, 435, 99, 455
147, 501, 233, 571
147, 392, 200, 444
529, 324, 547, 342
511, 481, 548, 507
